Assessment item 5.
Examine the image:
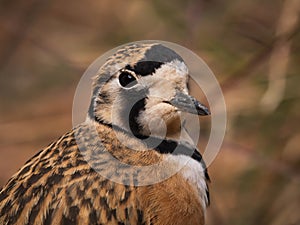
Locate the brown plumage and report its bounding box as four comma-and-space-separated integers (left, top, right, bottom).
0, 42, 210, 225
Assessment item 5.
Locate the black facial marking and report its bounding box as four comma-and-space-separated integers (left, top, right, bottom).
126, 61, 163, 76
124, 44, 184, 77
129, 98, 147, 139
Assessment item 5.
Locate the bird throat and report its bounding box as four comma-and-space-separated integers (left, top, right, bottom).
128, 98, 182, 140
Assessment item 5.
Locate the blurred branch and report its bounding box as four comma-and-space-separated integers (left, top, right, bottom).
260, 0, 300, 113
0, 24, 87, 74
185, 0, 204, 46
0, 0, 49, 70
221, 0, 300, 96
221, 44, 272, 93
223, 141, 300, 183
234, 17, 274, 48
26, 35, 86, 72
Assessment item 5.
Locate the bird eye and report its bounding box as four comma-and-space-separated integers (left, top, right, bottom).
118, 71, 137, 88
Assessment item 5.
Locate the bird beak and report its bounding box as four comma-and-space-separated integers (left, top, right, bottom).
168, 91, 210, 116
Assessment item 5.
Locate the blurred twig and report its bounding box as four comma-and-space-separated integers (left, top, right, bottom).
26, 35, 87, 72
221, 44, 273, 93
223, 141, 300, 183
0, 24, 87, 75
0, 0, 49, 70
221, 1, 300, 96
0, 1, 86, 72
260, 0, 300, 113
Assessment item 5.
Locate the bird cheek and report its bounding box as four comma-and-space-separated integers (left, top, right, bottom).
138, 104, 181, 139
148, 80, 176, 101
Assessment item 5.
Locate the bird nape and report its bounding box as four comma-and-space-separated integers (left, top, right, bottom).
0, 42, 210, 225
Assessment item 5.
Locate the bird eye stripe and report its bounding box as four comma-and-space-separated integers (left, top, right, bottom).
125, 61, 163, 76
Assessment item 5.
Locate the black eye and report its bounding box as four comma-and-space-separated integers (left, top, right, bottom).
119, 71, 137, 88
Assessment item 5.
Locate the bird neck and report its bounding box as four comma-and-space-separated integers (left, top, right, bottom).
86, 116, 208, 176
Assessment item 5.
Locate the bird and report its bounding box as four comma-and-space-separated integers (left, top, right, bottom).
0, 42, 211, 225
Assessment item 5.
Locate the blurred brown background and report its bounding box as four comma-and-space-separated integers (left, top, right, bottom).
0, 0, 300, 224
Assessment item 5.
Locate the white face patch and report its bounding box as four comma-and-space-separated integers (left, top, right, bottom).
152, 59, 189, 86
93, 58, 191, 137
165, 59, 189, 77
139, 59, 189, 99
134, 60, 190, 137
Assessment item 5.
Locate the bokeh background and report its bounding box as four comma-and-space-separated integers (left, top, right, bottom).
0, 0, 299, 224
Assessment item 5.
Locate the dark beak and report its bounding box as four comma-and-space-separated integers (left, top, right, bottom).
168, 91, 210, 116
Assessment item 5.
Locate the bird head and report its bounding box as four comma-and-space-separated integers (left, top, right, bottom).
88, 43, 210, 140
